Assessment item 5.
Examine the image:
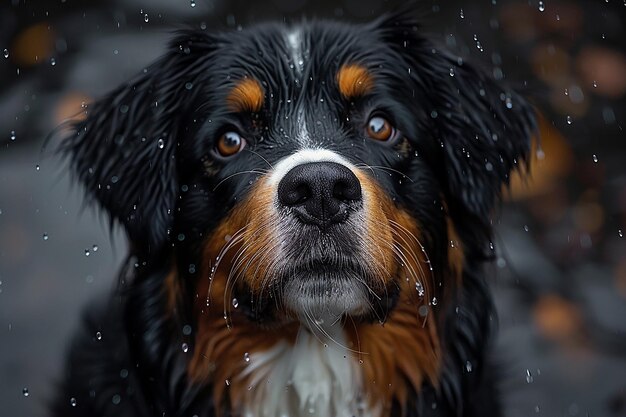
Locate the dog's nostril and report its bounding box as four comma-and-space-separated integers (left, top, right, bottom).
333, 178, 362, 202
277, 161, 362, 228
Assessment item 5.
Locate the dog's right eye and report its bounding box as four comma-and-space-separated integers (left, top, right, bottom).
216, 131, 246, 157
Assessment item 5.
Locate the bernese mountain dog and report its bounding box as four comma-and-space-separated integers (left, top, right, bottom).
52, 9, 536, 417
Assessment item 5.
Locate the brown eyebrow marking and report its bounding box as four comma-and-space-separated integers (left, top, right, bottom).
226, 78, 264, 112
337, 64, 374, 99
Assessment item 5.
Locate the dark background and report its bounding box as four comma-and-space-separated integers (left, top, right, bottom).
0, 0, 625, 416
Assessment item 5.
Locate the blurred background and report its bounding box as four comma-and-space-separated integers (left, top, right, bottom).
0, 0, 625, 416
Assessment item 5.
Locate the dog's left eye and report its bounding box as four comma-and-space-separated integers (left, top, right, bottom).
216, 131, 246, 157
366, 116, 396, 142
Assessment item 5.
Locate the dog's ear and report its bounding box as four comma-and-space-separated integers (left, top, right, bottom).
62, 31, 213, 252
376, 13, 537, 221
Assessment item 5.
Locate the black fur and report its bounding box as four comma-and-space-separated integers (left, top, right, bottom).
53, 10, 536, 417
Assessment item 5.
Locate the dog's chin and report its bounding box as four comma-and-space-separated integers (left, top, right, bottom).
282, 272, 371, 322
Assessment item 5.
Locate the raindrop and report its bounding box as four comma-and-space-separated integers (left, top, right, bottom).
225, 379, 230, 386
244, 352, 250, 362
50, 57, 56, 66
431, 297, 438, 306
232, 298, 239, 308
144, 13, 149, 23
43, 233, 49, 241
157, 138, 164, 149
92, 244, 98, 252
593, 80, 598, 88
566, 115, 572, 125
3, 49, 9, 58
95, 331, 102, 340
190, 0, 196, 7
449, 67, 455, 77
618, 229, 623, 238
415, 282, 425, 297
465, 361, 473, 372
182, 343, 189, 353
70, 397, 77, 407
538, 1, 545, 12
524, 225, 530, 232
23, 388, 29, 397
459, 8, 464, 19
10, 130, 16, 141
85, 249, 90, 257
183, 325, 192, 335
112, 394, 121, 405
526, 369, 534, 383
592, 154, 598, 163
36, 164, 40, 171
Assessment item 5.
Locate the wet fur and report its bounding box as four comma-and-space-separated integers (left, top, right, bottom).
52, 10, 535, 417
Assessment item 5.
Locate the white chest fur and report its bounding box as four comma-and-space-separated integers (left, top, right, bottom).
237, 326, 378, 417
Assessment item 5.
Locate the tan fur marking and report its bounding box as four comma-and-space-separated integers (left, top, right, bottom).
337, 64, 374, 99
226, 78, 264, 112
350, 173, 441, 413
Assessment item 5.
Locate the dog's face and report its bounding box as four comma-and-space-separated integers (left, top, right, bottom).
64, 11, 535, 414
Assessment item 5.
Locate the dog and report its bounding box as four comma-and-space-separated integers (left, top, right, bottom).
52, 9, 536, 417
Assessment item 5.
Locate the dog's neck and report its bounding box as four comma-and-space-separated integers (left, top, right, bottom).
236, 325, 379, 417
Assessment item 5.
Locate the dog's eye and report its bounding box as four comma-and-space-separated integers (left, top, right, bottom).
366, 116, 395, 142
216, 131, 246, 157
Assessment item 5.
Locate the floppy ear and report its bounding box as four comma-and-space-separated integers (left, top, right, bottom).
62, 31, 213, 252
423, 46, 537, 220
377, 12, 537, 221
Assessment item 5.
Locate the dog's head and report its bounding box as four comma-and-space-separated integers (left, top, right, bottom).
63, 10, 535, 414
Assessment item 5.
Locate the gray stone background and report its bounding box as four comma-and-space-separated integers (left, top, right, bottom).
0, 0, 625, 416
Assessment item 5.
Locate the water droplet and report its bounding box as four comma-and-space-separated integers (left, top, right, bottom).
526, 369, 534, 383
50, 57, 56, 66
431, 297, 438, 306
538, 1, 545, 12
190, 0, 196, 7
10, 130, 16, 141
182, 343, 189, 353
459, 8, 464, 18
3, 49, 9, 58
618, 229, 623, 238
566, 115, 572, 125
593, 80, 597, 88
592, 154, 598, 163
536, 149, 545, 160
85, 249, 90, 256
43, 233, 48, 241
144, 13, 149, 22
92, 244, 98, 252
157, 138, 164, 149
524, 225, 530, 232
95, 331, 102, 340
111, 394, 121, 405
415, 282, 425, 297
225, 379, 230, 386
244, 352, 250, 363
449, 67, 455, 77
35, 164, 40, 171
232, 298, 239, 308
70, 397, 77, 407
465, 361, 472, 372
22, 387, 30, 397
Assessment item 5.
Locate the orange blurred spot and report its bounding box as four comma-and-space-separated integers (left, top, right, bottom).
577, 46, 626, 98
54, 93, 91, 125
533, 294, 584, 342
11, 23, 56, 67
530, 42, 571, 85
508, 115, 574, 200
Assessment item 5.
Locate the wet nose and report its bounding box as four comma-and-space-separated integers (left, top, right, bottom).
277, 162, 362, 229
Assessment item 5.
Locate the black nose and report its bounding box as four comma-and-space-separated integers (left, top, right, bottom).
277, 162, 362, 228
